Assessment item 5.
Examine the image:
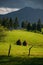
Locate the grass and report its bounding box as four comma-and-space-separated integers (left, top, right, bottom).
0, 30, 43, 65
0, 44, 43, 65
3, 30, 43, 46
0, 43, 43, 57
0, 55, 43, 65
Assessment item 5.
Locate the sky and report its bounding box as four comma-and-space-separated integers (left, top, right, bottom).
0, 0, 43, 14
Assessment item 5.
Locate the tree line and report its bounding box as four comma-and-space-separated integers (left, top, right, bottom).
0, 17, 19, 29
0, 17, 43, 32
22, 19, 42, 32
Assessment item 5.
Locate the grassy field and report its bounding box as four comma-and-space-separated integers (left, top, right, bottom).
0, 44, 43, 65
0, 30, 43, 65
3, 30, 43, 45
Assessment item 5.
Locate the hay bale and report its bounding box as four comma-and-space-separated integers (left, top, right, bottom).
23, 41, 27, 46
16, 39, 21, 45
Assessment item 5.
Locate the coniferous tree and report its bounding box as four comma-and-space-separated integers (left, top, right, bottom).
0, 18, 2, 25
27, 22, 31, 31
1, 17, 9, 28
32, 23, 37, 31
21, 20, 28, 29
9, 18, 13, 28
6, 18, 10, 29
2, 17, 7, 27
21, 21, 24, 28
37, 19, 42, 32
41, 24, 43, 28
14, 17, 19, 29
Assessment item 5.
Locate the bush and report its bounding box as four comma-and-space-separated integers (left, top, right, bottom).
34, 30, 36, 33
42, 32, 43, 34
16, 39, 21, 45
23, 41, 27, 46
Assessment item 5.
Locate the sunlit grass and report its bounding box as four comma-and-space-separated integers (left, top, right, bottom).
0, 30, 43, 57
4, 30, 43, 46
0, 43, 43, 57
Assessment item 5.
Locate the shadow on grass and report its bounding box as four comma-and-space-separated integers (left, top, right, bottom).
0, 55, 43, 65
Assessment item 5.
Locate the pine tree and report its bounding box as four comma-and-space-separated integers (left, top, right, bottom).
14, 17, 19, 29
21, 21, 28, 29
32, 23, 37, 31
27, 22, 31, 31
21, 21, 24, 28
37, 19, 42, 32
9, 18, 13, 28
0, 18, 2, 25
1, 17, 9, 28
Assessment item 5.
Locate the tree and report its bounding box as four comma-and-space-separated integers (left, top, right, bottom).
27, 22, 31, 31
14, 17, 19, 29
0, 25, 6, 42
9, 18, 13, 29
2, 17, 7, 27
1, 17, 9, 28
0, 18, 2, 25
41, 24, 43, 28
32, 23, 37, 31
21, 20, 28, 29
6, 18, 10, 29
21, 21, 24, 28
37, 19, 42, 32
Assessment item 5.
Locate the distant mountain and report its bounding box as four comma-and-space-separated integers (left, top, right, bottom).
0, 7, 43, 23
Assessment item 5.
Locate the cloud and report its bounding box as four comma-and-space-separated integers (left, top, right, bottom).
0, 7, 19, 14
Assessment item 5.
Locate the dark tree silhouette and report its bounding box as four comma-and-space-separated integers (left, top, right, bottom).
27, 22, 31, 31
37, 19, 42, 32
0, 18, 2, 25
14, 17, 19, 29
32, 23, 37, 31
2, 17, 7, 27
21, 21, 28, 29
9, 18, 13, 29
21, 21, 24, 28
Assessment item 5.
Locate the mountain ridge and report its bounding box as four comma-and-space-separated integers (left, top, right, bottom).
0, 7, 43, 23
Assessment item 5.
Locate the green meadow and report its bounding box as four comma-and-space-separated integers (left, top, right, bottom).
0, 30, 43, 65
4, 30, 43, 45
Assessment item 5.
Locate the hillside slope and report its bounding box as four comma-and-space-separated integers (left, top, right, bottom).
0, 7, 43, 23
3, 30, 43, 46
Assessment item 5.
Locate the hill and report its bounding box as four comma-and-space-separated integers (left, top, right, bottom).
1, 30, 43, 46
0, 30, 43, 65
